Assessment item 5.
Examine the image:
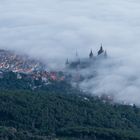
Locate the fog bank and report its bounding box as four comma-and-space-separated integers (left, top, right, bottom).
0, 0, 140, 104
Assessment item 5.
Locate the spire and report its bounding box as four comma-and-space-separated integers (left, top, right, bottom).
65, 58, 69, 65
104, 50, 107, 58
101, 43, 103, 50
98, 44, 104, 55
89, 49, 93, 59
75, 50, 80, 64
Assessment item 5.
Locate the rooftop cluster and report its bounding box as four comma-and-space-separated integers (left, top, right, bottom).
65, 44, 108, 69
0, 50, 44, 73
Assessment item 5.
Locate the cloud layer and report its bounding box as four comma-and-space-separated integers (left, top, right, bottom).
0, 0, 140, 104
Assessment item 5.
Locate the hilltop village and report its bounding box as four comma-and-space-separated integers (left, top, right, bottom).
0, 49, 44, 73
0, 49, 65, 82
0, 45, 108, 86
0, 47, 129, 104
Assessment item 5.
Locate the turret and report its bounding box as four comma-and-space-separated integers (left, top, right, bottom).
75, 50, 80, 64
89, 50, 93, 59
65, 58, 69, 65
98, 44, 104, 55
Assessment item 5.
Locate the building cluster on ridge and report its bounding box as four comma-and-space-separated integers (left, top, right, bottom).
0, 49, 44, 73
65, 44, 108, 69
0, 49, 66, 82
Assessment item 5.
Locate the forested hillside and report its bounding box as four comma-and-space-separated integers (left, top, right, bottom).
0, 72, 140, 140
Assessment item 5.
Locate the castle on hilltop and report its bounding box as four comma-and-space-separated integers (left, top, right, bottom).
65, 44, 107, 69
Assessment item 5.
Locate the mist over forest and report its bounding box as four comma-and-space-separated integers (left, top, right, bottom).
0, 0, 140, 105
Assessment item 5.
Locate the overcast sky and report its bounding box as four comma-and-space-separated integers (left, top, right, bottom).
0, 0, 140, 59
0, 0, 140, 104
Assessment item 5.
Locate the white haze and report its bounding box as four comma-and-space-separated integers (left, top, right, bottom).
0, 0, 140, 105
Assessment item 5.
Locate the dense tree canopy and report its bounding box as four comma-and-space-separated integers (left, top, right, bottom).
0, 72, 140, 140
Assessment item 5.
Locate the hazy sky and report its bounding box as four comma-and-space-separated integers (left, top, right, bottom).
0, 0, 140, 105
0, 0, 139, 59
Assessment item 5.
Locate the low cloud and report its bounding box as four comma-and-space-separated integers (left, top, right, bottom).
0, 0, 140, 104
